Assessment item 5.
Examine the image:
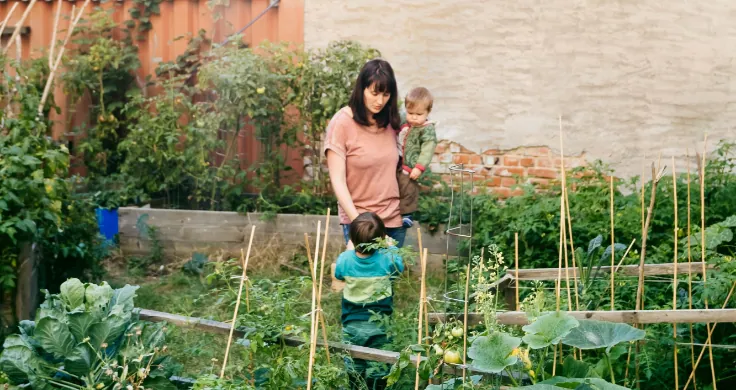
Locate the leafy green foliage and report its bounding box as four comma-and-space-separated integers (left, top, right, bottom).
522, 312, 579, 349
562, 320, 645, 353
0, 278, 179, 389
468, 332, 522, 373
515, 377, 630, 389
0, 54, 68, 297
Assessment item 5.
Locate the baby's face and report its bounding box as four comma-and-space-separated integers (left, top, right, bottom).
406, 104, 430, 127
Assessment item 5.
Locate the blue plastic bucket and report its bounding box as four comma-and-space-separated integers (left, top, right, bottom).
95, 207, 119, 241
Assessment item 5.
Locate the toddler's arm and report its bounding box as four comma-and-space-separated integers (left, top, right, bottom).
415, 123, 438, 173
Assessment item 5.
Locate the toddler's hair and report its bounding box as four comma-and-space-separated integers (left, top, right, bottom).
349, 212, 387, 255
405, 87, 434, 112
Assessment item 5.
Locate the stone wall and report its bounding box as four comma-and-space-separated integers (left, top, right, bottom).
304, 0, 736, 179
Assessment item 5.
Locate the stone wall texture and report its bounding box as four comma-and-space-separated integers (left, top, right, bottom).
304, 0, 736, 178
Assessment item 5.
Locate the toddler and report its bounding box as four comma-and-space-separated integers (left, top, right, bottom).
397, 87, 438, 228
334, 212, 404, 389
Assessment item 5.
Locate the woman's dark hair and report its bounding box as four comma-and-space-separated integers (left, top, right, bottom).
349, 212, 387, 255
348, 59, 400, 130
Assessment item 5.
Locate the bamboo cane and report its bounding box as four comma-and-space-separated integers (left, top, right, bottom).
2, 0, 38, 56
38, 0, 91, 116
635, 163, 666, 310
462, 261, 471, 383
414, 248, 428, 390
316, 209, 331, 364
559, 117, 573, 311
0, 2, 20, 39
697, 136, 717, 389
564, 188, 581, 315
416, 228, 429, 340
683, 282, 736, 390
304, 232, 331, 358
306, 221, 322, 390
625, 164, 647, 387
672, 156, 679, 390
220, 226, 256, 378
610, 176, 616, 310
515, 232, 520, 311
686, 149, 697, 390
49, 0, 63, 69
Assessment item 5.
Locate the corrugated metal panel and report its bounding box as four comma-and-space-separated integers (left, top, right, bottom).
0, 0, 305, 181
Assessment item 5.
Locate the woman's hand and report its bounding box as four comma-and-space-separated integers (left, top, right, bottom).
410, 167, 422, 180
327, 150, 360, 221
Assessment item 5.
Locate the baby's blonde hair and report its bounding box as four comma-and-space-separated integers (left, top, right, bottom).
405, 87, 433, 112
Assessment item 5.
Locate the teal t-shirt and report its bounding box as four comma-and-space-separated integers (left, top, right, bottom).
334, 247, 404, 324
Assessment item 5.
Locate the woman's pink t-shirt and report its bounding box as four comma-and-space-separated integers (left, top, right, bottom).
323, 109, 402, 228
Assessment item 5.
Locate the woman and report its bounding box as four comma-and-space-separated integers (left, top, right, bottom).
323, 59, 406, 248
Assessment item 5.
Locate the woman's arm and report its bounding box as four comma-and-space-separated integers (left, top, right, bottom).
327, 150, 359, 221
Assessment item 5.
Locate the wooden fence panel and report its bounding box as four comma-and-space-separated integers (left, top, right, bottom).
0, 0, 305, 177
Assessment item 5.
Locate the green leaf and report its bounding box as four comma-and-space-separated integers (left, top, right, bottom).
534, 377, 630, 389
35, 317, 76, 359
60, 278, 86, 310
88, 315, 129, 351
142, 376, 178, 390
64, 345, 94, 377
562, 355, 598, 379
110, 284, 139, 314
587, 235, 603, 256
68, 312, 98, 342
0, 343, 42, 385
522, 311, 579, 349
562, 319, 645, 353
84, 281, 114, 312
426, 375, 483, 389
142, 321, 167, 349
468, 332, 521, 373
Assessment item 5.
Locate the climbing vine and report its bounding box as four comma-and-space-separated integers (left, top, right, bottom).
125, 0, 164, 41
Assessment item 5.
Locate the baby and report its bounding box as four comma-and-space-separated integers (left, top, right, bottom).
396, 87, 438, 228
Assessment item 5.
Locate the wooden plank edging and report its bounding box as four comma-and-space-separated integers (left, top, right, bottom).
135, 308, 511, 378
428, 309, 736, 326
508, 262, 712, 281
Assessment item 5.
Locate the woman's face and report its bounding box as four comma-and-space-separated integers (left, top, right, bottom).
363, 83, 391, 116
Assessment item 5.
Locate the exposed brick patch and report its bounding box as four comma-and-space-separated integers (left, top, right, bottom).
427, 141, 587, 197
527, 168, 558, 179
504, 156, 520, 166
495, 166, 526, 177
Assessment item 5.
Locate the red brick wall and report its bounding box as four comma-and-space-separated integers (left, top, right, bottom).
429, 141, 587, 198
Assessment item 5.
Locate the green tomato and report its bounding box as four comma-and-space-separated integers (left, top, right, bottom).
451, 327, 464, 338
433, 344, 444, 356
444, 350, 462, 364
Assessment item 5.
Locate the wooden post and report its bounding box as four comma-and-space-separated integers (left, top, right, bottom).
220, 226, 256, 378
